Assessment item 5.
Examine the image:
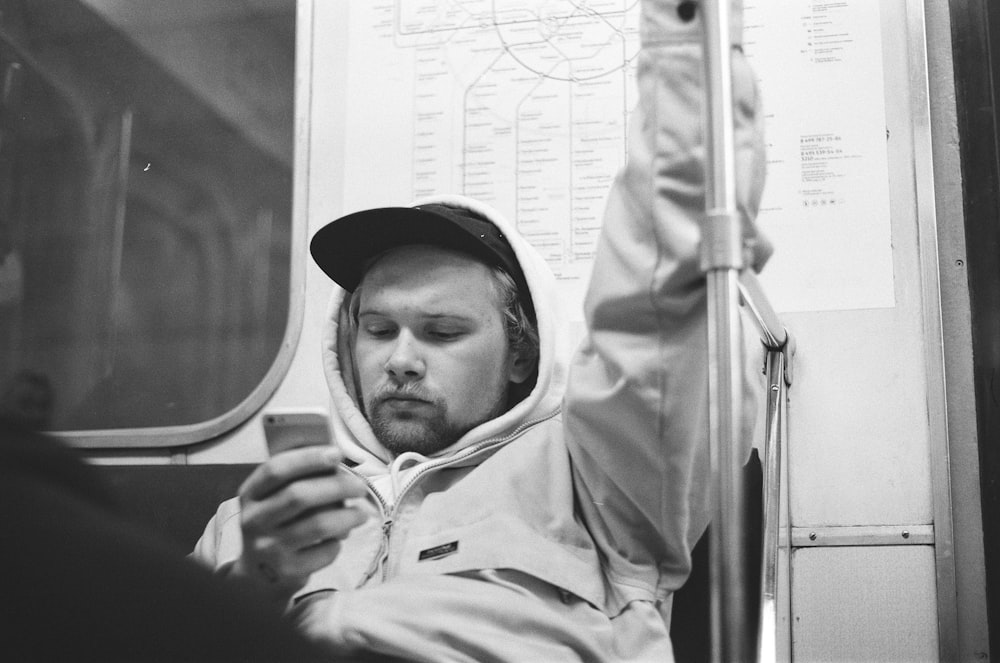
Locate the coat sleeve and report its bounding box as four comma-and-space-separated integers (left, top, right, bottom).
563, 0, 768, 605
190, 496, 245, 572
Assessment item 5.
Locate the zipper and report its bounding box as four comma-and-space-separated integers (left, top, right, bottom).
377, 518, 394, 582
342, 465, 392, 587
357, 517, 393, 587
343, 464, 390, 514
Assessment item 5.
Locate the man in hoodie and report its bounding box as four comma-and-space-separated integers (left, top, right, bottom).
194, 1, 769, 660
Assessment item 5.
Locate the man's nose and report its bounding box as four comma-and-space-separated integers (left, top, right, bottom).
384, 332, 425, 381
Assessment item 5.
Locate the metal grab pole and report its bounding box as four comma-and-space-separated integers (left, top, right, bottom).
699, 1, 750, 661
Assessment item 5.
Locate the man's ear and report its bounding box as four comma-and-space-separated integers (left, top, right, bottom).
508, 348, 537, 385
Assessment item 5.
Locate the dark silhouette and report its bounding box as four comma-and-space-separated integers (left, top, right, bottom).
0, 417, 406, 663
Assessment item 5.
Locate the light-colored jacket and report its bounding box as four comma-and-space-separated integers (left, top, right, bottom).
194, 1, 767, 660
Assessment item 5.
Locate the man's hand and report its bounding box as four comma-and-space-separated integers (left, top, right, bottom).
234, 446, 370, 601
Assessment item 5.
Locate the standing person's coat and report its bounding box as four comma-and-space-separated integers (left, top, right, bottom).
195, 0, 768, 660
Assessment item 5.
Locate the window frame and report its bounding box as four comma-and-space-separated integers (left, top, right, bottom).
54, 0, 313, 449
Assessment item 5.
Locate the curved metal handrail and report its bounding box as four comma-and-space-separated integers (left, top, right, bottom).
757, 347, 788, 663
738, 272, 788, 352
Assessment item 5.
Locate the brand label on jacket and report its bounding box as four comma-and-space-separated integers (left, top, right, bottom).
418, 541, 459, 561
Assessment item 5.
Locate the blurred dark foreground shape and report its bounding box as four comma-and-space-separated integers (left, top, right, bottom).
0, 417, 408, 663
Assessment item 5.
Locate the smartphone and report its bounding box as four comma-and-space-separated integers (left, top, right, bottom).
262, 408, 332, 456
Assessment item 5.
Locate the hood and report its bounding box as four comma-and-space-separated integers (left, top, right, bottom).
318, 194, 571, 474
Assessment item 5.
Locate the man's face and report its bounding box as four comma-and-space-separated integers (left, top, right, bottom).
353, 245, 530, 456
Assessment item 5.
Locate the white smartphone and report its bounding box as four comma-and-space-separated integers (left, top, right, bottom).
262, 408, 332, 456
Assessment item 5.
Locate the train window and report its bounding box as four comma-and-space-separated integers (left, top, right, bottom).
0, 1, 299, 441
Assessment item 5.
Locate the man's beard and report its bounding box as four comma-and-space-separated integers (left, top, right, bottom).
366, 387, 506, 457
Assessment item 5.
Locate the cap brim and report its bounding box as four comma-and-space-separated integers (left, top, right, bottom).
310, 207, 511, 292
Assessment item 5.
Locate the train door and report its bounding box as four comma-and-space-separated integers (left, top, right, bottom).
949, 0, 1000, 654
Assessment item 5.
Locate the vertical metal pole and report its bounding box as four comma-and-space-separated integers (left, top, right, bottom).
700, 0, 749, 661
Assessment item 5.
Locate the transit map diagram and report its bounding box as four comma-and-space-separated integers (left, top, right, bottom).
341, 0, 893, 316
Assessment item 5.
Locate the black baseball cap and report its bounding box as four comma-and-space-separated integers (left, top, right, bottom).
310, 203, 529, 296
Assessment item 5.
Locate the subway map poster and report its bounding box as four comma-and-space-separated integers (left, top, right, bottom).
337, 1, 893, 316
